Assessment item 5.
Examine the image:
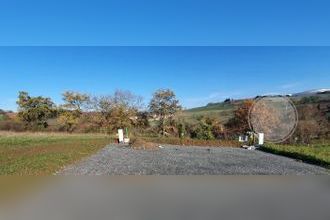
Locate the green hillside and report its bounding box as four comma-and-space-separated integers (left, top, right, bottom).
182, 92, 330, 124
182, 101, 243, 123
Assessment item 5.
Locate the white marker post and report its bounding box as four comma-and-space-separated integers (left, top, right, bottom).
258, 133, 264, 145
118, 129, 124, 143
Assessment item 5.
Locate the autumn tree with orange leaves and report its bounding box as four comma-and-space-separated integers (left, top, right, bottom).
225, 100, 254, 135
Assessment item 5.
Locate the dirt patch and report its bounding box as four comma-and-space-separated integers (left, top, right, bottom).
129, 138, 159, 150
140, 137, 240, 148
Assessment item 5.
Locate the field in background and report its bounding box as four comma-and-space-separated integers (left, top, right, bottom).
182, 101, 240, 124
182, 92, 330, 124
0, 132, 112, 175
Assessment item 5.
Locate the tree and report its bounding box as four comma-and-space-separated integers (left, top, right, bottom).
191, 117, 214, 140
149, 89, 181, 136
17, 91, 56, 129
247, 99, 283, 142
62, 91, 90, 111
292, 103, 329, 143
90, 90, 142, 133
57, 109, 81, 132
225, 100, 254, 135
188, 116, 224, 140
224, 98, 232, 103
177, 122, 186, 138
294, 120, 320, 144
58, 91, 90, 132
88, 95, 112, 132
210, 118, 225, 139
134, 111, 150, 130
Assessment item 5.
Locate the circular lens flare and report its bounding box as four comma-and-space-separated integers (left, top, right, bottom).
248, 96, 298, 143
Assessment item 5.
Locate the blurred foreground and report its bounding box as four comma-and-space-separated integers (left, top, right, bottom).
1, 177, 329, 220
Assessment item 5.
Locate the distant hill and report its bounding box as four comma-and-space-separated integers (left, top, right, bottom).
187, 101, 237, 113
182, 100, 243, 123
183, 89, 330, 124
292, 88, 330, 97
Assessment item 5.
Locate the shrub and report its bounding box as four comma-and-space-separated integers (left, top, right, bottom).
0, 120, 25, 132
187, 116, 227, 140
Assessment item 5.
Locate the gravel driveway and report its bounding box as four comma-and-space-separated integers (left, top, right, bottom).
58, 145, 329, 175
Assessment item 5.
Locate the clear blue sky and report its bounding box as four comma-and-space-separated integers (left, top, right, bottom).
0, 0, 330, 45
0, 46, 329, 111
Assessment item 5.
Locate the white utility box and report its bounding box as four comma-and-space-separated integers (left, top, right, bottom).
258, 133, 264, 145
118, 129, 124, 143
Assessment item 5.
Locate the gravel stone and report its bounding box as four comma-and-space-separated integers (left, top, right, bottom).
58, 145, 329, 175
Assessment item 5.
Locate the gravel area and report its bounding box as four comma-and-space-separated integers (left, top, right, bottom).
58, 144, 329, 175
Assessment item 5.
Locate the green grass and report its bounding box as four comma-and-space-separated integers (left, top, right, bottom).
261, 142, 330, 169
0, 132, 112, 175
186, 102, 235, 113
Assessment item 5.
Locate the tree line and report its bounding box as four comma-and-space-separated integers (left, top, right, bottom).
0, 89, 328, 144
0, 88, 259, 141
9, 89, 181, 136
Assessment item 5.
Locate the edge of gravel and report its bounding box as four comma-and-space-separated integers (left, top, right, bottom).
56, 144, 329, 175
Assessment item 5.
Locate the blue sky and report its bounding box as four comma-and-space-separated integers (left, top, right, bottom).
0, 0, 329, 45
0, 46, 329, 111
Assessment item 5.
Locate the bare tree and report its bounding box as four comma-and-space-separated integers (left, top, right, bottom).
89, 90, 143, 133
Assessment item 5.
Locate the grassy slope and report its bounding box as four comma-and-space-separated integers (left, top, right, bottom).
261, 143, 330, 169
183, 93, 330, 123
0, 132, 112, 175
182, 101, 241, 124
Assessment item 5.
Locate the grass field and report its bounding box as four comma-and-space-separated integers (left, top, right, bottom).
182, 102, 238, 123
262, 142, 330, 169
0, 132, 112, 175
